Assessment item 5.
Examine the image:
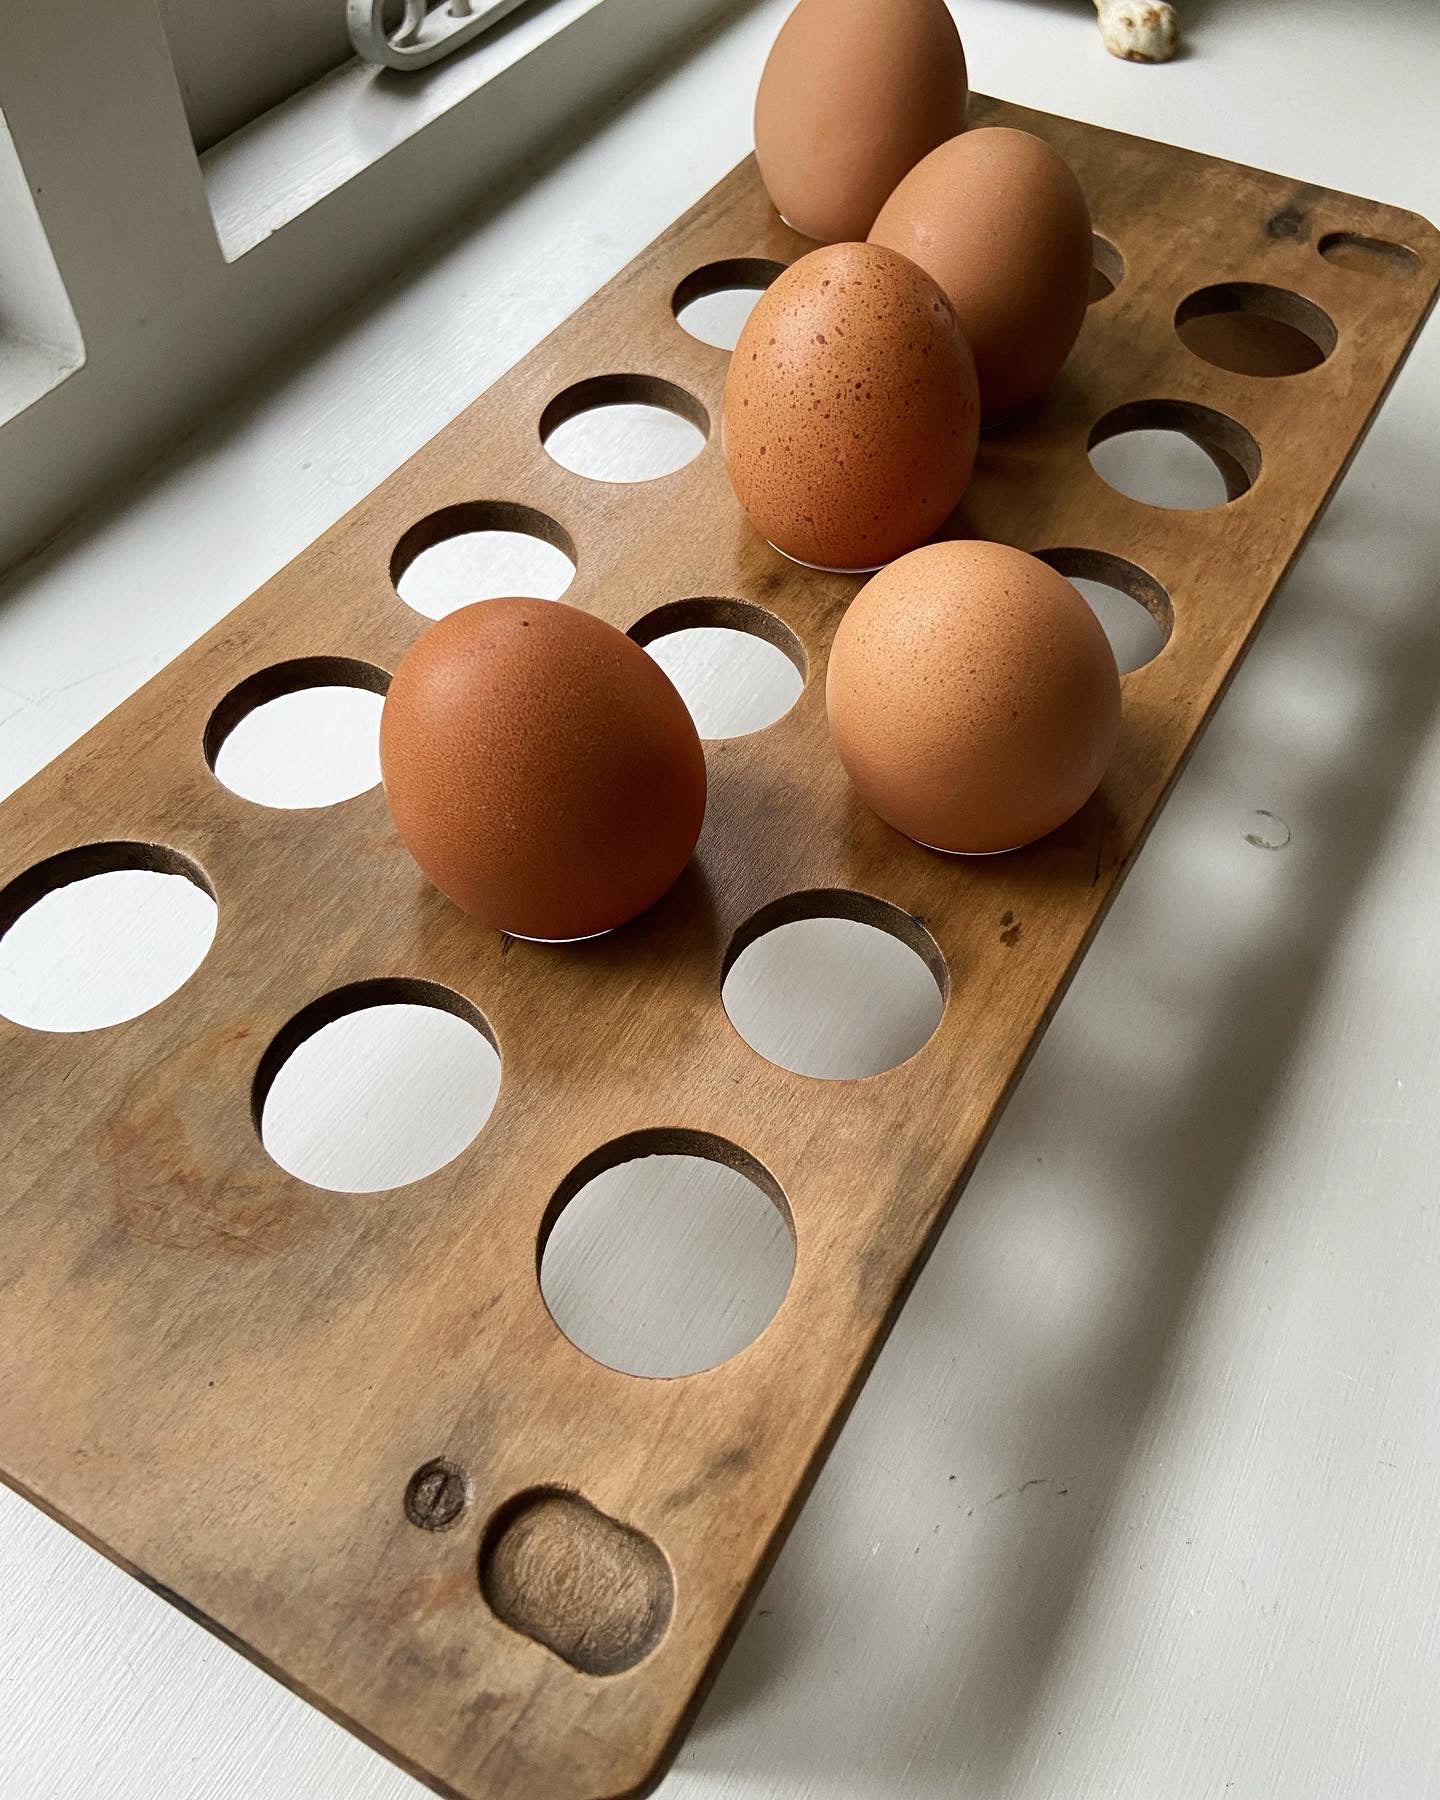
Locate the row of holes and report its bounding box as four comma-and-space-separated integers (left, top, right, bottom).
514, 229, 1418, 511
685, 228, 1419, 364
0, 857, 943, 1076
537, 364, 1270, 511
207, 558, 1163, 815
205, 607, 809, 811
0, 867, 939, 1377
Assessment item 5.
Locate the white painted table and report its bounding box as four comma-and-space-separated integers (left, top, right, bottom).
4, 0, 1440, 1793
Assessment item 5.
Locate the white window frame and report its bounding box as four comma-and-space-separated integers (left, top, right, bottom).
160, 0, 356, 152
0, 0, 742, 578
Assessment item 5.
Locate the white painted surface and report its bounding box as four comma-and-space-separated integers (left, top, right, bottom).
202, 0, 618, 258
723, 917, 946, 1080
0, 870, 217, 1034
1069, 574, 1168, 673
211, 683, 386, 808
159, 0, 351, 150
259, 1002, 503, 1193
0, 110, 84, 417
543, 398, 709, 483
646, 627, 806, 738
0, 0, 741, 573
541, 1153, 796, 1379
4, 0, 1440, 1796
1088, 427, 1233, 509
396, 526, 578, 617
675, 279, 771, 350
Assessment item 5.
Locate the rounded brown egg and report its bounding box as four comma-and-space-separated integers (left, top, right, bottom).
723, 242, 980, 572
826, 541, 1121, 853
754, 0, 967, 244
380, 598, 707, 939
869, 127, 1093, 421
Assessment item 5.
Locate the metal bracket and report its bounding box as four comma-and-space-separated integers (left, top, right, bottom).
347, 0, 534, 72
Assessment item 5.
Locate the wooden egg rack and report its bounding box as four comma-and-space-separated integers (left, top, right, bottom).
1, 96, 1435, 1800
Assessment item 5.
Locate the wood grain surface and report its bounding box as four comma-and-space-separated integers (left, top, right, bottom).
1, 96, 1436, 1800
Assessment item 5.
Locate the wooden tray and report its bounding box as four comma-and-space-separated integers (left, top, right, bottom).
2, 95, 1435, 1800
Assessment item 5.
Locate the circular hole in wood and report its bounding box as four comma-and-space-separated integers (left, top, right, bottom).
1175, 282, 1337, 378
1318, 232, 1420, 278
627, 598, 806, 738
404, 1458, 471, 1530
391, 501, 576, 619
722, 890, 947, 1079
1088, 399, 1260, 509
1089, 233, 1124, 303
253, 978, 500, 1193
539, 1128, 794, 1378
0, 843, 216, 1032
540, 375, 708, 483
1032, 548, 1172, 674
204, 656, 390, 809
672, 257, 787, 350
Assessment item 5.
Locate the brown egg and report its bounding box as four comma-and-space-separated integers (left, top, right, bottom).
380, 599, 706, 938
826, 542, 1121, 853
754, 0, 967, 244
723, 242, 980, 572
870, 127, 1093, 420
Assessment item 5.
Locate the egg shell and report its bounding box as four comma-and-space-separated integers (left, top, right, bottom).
723, 242, 980, 572
380, 598, 707, 939
870, 127, 1093, 420
754, 0, 968, 244
825, 541, 1121, 853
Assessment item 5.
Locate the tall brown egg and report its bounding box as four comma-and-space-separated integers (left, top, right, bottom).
870, 127, 1093, 420
723, 242, 980, 571
754, 0, 968, 244
380, 599, 706, 940
826, 541, 1121, 853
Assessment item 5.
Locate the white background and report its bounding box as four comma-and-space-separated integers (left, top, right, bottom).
4, 0, 1440, 1795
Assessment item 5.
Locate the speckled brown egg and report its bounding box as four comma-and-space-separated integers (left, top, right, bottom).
754, 0, 967, 244
869, 128, 1093, 420
826, 541, 1121, 853
723, 242, 980, 571
380, 598, 706, 939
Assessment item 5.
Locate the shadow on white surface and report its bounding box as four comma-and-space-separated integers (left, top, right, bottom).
684, 455, 1440, 1791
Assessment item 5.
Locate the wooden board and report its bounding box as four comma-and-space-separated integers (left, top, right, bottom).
1, 95, 1435, 1800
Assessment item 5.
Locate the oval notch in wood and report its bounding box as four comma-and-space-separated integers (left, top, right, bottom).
479, 1489, 673, 1676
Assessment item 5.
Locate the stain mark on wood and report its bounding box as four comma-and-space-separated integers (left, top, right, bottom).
1267, 205, 1309, 241
104, 1025, 324, 1256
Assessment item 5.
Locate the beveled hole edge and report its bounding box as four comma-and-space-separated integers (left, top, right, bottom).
626, 595, 808, 684
1087, 398, 1262, 504
671, 256, 788, 320
0, 840, 216, 945
250, 976, 499, 1141
203, 655, 392, 775
538, 373, 711, 455
389, 501, 578, 593
721, 888, 950, 1008
1033, 546, 1175, 646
